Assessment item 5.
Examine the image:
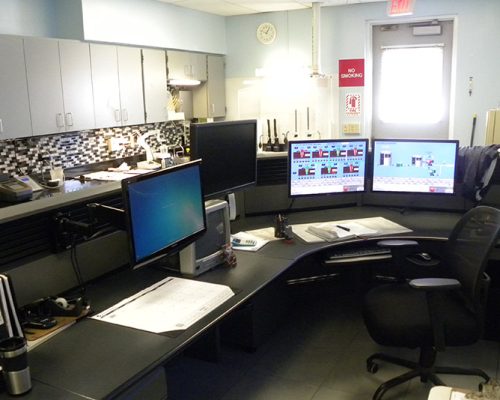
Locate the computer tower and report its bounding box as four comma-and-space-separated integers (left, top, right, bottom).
179, 199, 231, 277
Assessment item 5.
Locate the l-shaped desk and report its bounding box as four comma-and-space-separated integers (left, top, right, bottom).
0, 205, 464, 399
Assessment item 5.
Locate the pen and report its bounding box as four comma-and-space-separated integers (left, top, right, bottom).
336, 225, 350, 232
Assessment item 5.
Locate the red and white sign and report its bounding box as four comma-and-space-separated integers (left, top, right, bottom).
345, 93, 361, 115
387, 0, 415, 16
339, 59, 364, 87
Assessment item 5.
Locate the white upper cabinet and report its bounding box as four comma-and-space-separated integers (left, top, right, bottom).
24, 37, 66, 136
91, 44, 145, 128
58, 40, 95, 132
0, 36, 32, 139
142, 48, 168, 123
193, 55, 225, 119
116, 46, 145, 126
24, 37, 95, 136
167, 50, 207, 82
90, 43, 122, 128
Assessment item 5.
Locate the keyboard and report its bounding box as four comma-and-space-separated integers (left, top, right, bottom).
324, 247, 392, 264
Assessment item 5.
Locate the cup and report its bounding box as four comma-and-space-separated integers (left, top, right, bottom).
49, 167, 65, 186
0, 336, 31, 395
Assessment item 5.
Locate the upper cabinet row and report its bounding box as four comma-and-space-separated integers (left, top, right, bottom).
0, 36, 225, 139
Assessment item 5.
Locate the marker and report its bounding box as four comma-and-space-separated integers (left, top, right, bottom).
336, 225, 350, 232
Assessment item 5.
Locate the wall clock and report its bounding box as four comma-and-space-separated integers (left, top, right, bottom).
256, 22, 277, 45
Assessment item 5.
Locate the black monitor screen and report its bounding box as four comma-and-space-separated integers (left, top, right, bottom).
288, 139, 368, 197
371, 139, 459, 194
190, 120, 257, 199
122, 160, 207, 268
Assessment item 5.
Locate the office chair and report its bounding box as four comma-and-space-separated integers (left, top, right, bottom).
363, 206, 500, 400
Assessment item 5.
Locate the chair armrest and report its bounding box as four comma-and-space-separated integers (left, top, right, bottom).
409, 278, 461, 291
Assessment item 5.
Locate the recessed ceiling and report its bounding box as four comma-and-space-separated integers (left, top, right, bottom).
156, 0, 386, 17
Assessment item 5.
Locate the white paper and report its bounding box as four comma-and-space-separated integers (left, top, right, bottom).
92, 277, 234, 333
293, 217, 412, 243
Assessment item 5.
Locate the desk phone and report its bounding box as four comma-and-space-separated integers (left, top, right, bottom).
0, 174, 33, 202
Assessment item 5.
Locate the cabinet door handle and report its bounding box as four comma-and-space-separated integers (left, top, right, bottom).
0, 119, 3, 133
65, 112, 73, 126
56, 113, 65, 127
114, 109, 121, 123
122, 109, 128, 122
211, 104, 215, 115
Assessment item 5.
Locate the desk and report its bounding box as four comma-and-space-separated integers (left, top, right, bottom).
1, 206, 463, 399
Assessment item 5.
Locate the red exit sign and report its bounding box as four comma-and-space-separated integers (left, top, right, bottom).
388, 0, 415, 16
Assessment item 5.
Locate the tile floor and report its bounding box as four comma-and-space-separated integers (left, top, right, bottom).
165, 280, 500, 400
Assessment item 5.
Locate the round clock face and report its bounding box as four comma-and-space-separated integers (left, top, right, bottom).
256, 22, 277, 45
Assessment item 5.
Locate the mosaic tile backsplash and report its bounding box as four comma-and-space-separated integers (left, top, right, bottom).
0, 121, 188, 176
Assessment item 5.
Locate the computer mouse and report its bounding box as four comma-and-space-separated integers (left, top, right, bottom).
416, 252, 432, 261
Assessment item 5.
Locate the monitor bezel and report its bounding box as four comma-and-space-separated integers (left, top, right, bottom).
370, 138, 460, 196
189, 119, 258, 200
121, 160, 207, 269
287, 138, 369, 198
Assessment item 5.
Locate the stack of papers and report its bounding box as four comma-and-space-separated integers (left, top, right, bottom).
293, 217, 412, 243
306, 221, 377, 242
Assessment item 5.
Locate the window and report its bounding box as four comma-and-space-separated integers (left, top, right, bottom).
379, 45, 444, 124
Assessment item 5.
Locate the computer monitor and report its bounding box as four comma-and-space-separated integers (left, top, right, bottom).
371, 139, 459, 194
288, 139, 368, 197
122, 160, 207, 269
189, 120, 257, 199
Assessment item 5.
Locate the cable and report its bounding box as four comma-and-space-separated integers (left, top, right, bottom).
70, 234, 86, 296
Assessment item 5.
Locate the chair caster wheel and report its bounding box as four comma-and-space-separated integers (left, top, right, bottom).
367, 360, 379, 374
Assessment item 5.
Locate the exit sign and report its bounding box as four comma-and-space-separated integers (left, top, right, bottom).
388, 0, 415, 16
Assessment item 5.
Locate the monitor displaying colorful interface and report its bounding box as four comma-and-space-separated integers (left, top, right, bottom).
288, 139, 368, 197
371, 139, 459, 194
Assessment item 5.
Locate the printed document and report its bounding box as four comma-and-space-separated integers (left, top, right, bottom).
92, 277, 234, 333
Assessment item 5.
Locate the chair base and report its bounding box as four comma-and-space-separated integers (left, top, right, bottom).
367, 350, 490, 400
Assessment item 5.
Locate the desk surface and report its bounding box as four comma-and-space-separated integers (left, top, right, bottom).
4, 206, 462, 399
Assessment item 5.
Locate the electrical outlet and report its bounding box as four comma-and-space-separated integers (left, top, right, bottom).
107, 137, 125, 152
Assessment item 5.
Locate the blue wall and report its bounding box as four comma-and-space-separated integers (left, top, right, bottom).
225, 0, 500, 145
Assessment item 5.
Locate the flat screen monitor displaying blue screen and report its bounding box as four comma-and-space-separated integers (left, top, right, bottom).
288, 139, 368, 197
122, 160, 207, 268
371, 139, 459, 194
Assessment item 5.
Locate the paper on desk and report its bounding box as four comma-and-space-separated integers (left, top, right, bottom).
293, 217, 412, 243
231, 227, 279, 251
92, 277, 234, 333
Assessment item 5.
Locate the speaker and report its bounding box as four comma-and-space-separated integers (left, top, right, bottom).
180, 199, 231, 277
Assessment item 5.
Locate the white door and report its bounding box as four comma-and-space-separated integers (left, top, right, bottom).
372, 20, 454, 139
24, 37, 66, 136
90, 43, 122, 128
59, 40, 95, 131
0, 36, 32, 139
117, 46, 145, 126
142, 48, 168, 123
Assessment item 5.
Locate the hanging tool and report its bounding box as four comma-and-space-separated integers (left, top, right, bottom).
470, 114, 477, 146
265, 119, 273, 151
306, 107, 312, 138
293, 109, 299, 139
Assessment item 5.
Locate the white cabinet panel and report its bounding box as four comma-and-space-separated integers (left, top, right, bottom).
142, 48, 168, 123
90, 43, 122, 128
117, 46, 145, 126
24, 37, 66, 136
24, 38, 95, 136
0, 36, 32, 139
91, 44, 145, 127
193, 55, 225, 119
58, 40, 95, 131
167, 50, 206, 82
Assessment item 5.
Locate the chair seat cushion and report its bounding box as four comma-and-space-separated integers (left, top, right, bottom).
363, 283, 480, 348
